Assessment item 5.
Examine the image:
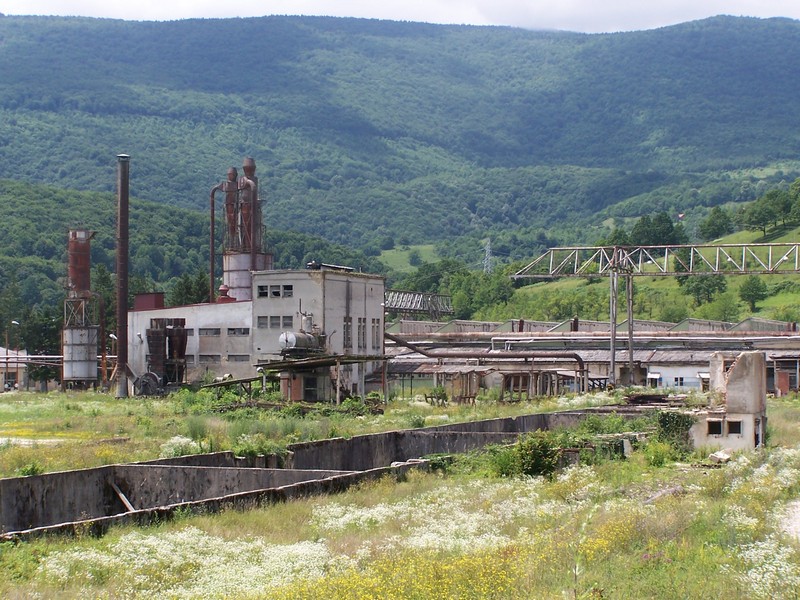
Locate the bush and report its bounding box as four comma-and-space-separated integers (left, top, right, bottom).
516, 431, 560, 478
408, 414, 426, 429
159, 436, 201, 458
340, 397, 369, 416
232, 433, 287, 460
643, 440, 674, 467
656, 411, 696, 456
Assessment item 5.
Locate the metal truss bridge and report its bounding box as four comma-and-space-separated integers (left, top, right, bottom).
384, 290, 454, 320
513, 243, 800, 279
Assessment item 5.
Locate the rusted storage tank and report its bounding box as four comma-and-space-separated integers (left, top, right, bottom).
67, 229, 94, 297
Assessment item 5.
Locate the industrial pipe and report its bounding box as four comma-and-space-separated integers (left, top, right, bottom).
209, 183, 224, 303
384, 331, 589, 393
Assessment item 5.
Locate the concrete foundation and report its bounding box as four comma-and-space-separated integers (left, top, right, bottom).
0, 407, 605, 540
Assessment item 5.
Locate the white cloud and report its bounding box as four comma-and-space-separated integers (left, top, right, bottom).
2, 0, 800, 32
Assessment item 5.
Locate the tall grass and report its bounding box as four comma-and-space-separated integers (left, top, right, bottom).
1, 397, 800, 598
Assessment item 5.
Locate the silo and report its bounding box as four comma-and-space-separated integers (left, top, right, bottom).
62, 229, 99, 386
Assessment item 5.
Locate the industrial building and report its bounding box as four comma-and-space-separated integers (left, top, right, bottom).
123, 157, 385, 400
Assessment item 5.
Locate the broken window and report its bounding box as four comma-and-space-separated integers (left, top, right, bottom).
198, 328, 221, 336
198, 354, 221, 364
343, 317, 352, 349
707, 420, 723, 435
257, 285, 269, 298
282, 285, 293, 298
227, 327, 250, 336
227, 354, 251, 362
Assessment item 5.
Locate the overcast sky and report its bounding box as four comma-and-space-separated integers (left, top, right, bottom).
3, 1, 800, 33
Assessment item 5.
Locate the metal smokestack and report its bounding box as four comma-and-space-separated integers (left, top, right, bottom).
115, 154, 130, 398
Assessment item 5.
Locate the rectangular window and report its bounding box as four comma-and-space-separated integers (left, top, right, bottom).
185, 329, 194, 336
227, 327, 250, 336
707, 420, 722, 435
227, 354, 251, 362
343, 317, 352, 349
282, 315, 294, 329
198, 328, 221, 337
198, 354, 221, 364
727, 420, 742, 435
673, 376, 684, 387
257, 316, 269, 329
282, 285, 293, 298
357, 317, 367, 349
257, 285, 269, 298
185, 356, 195, 366
270, 316, 281, 329
270, 285, 281, 298
371, 318, 381, 350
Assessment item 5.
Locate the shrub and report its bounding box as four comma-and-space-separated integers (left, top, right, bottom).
656, 411, 696, 456
159, 436, 201, 458
15, 462, 44, 477
643, 440, 674, 467
407, 414, 426, 429
232, 433, 287, 460
516, 431, 560, 478
340, 397, 369, 416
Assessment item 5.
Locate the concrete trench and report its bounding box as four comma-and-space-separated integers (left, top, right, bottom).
0, 408, 604, 540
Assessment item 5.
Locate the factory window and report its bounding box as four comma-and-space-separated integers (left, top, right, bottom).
227, 327, 250, 336
727, 420, 742, 435
707, 420, 722, 435
357, 317, 367, 349
270, 285, 281, 298
185, 356, 195, 366
198, 328, 221, 336
228, 354, 251, 362
371, 318, 381, 350
270, 315, 281, 328
282, 285, 293, 298
343, 317, 352, 349
257, 286, 269, 298
282, 315, 294, 329
199, 354, 221, 364
257, 316, 269, 328
185, 329, 194, 336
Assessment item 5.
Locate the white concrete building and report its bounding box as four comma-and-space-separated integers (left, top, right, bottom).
128, 267, 385, 401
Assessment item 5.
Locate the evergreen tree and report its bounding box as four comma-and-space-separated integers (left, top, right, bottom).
738, 275, 768, 312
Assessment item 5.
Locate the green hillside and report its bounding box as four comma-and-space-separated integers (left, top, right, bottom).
2, 15, 800, 264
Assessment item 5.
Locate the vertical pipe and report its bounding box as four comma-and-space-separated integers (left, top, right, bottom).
116, 154, 130, 398
210, 188, 217, 303
609, 269, 617, 387
627, 273, 635, 385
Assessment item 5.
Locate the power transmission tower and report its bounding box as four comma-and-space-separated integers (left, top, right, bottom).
483, 239, 493, 274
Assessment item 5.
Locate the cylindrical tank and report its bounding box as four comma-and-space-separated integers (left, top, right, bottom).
223, 252, 273, 300
62, 327, 98, 380
67, 229, 94, 297
279, 331, 320, 351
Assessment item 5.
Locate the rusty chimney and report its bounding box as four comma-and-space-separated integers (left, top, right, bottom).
115, 154, 130, 398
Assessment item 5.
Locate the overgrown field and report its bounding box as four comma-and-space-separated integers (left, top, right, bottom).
2, 391, 800, 598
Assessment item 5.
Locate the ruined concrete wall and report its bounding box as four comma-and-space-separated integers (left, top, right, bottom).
114, 466, 352, 509
725, 351, 766, 414
0, 467, 115, 533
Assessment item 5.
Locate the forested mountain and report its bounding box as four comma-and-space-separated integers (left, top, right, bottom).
1, 14, 800, 267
